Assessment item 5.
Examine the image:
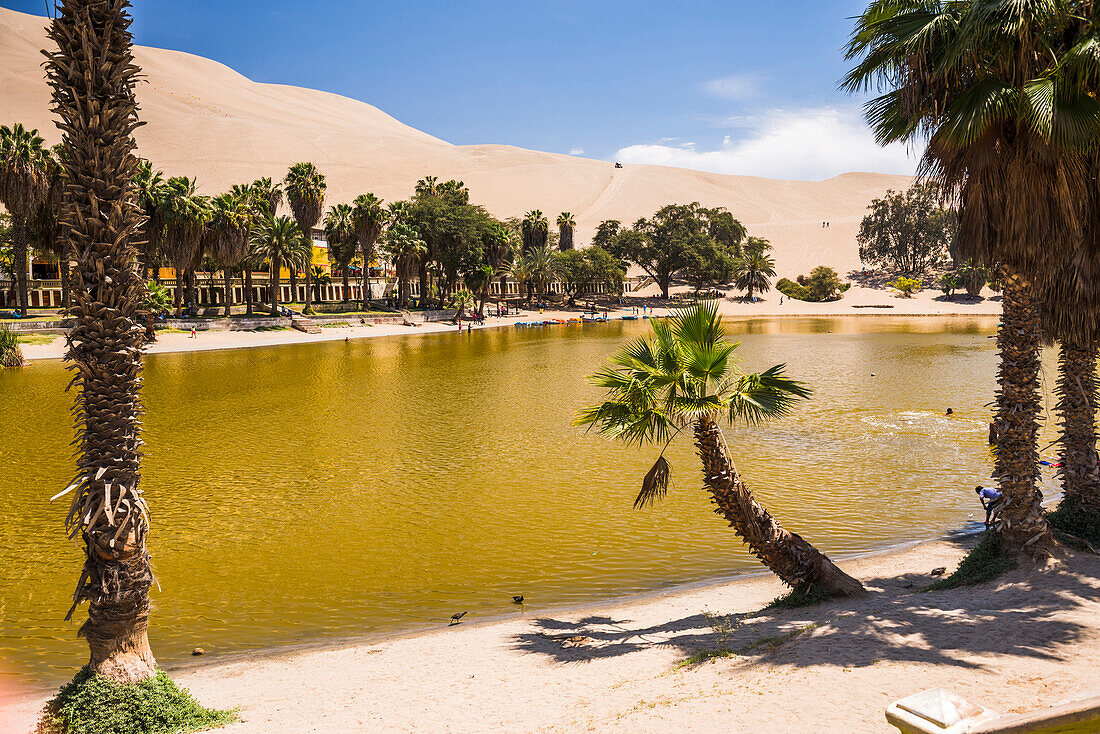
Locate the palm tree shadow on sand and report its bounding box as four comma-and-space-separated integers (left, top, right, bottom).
511, 546, 1100, 670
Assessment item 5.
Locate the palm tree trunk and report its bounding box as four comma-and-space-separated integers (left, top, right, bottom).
1056, 341, 1100, 510
304, 266, 313, 313
12, 216, 29, 316
342, 265, 350, 302
61, 258, 71, 311
46, 0, 156, 683
692, 416, 865, 597
244, 269, 254, 315
270, 262, 280, 314
288, 268, 297, 306
222, 268, 233, 318
995, 274, 1053, 551
173, 270, 183, 317
418, 263, 429, 309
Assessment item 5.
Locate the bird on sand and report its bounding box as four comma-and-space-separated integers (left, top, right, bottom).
930, 567, 947, 576
449, 611, 468, 625
512, 595, 524, 604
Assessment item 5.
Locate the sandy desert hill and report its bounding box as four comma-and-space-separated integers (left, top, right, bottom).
0, 7, 912, 277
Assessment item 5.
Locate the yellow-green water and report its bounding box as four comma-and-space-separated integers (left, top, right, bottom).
0, 316, 1059, 684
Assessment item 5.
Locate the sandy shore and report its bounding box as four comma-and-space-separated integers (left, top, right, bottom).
18, 287, 1001, 362
4, 536, 1098, 733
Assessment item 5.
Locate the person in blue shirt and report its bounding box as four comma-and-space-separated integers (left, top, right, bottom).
976, 486, 1004, 529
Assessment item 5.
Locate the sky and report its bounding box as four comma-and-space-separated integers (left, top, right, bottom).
2, 0, 919, 181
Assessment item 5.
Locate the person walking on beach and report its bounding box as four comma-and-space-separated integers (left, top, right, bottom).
190, 326, 196, 339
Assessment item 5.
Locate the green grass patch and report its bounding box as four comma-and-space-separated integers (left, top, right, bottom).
925, 531, 1017, 591
17, 333, 58, 345
764, 585, 832, 611
253, 326, 289, 332
38, 667, 236, 734
320, 322, 350, 328
748, 622, 823, 652
1047, 501, 1100, 549
677, 648, 735, 668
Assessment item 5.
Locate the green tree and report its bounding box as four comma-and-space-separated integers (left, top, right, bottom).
450, 288, 476, 319
208, 192, 252, 317
576, 301, 864, 598
522, 209, 549, 254
524, 244, 560, 302
845, 2, 1100, 551
939, 272, 960, 301
556, 246, 624, 305
607, 203, 712, 300
251, 215, 310, 314
805, 266, 845, 302
351, 193, 388, 307
0, 123, 52, 316
557, 211, 576, 251
284, 162, 326, 312
237, 179, 280, 315
592, 219, 621, 250
856, 184, 955, 275
889, 276, 921, 298
383, 221, 427, 308
682, 234, 736, 295
956, 259, 988, 299
133, 160, 166, 281
734, 249, 776, 301
157, 177, 209, 316
323, 203, 357, 301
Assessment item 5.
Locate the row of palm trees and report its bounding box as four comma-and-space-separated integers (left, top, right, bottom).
846, 1, 1100, 553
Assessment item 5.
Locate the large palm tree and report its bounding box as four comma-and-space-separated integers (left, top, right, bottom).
844, 1, 1100, 552
734, 250, 776, 301
323, 203, 357, 301
557, 211, 576, 251
522, 209, 548, 254
483, 220, 514, 305
577, 302, 864, 598
525, 244, 560, 302
284, 162, 326, 312
383, 220, 426, 309
0, 123, 52, 316
44, 0, 156, 683
507, 256, 531, 304
351, 193, 388, 308
157, 176, 209, 317
252, 215, 310, 314
209, 192, 252, 317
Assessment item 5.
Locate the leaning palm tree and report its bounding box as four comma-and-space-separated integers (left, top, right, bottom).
0, 123, 52, 316
351, 193, 388, 307
522, 209, 549, 254
283, 162, 325, 312
734, 250, 776, 301
557, 211, 576, 251
323, 203, 357, 301
44, 0, 156, 683
251, 215, 310, 314
577, 301, 864, 598
383, 220, 426, 309
208, 192, 252, 317
845, 1, 1100, 552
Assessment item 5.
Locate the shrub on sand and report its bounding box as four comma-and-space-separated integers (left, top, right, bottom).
37, 667, 236, 734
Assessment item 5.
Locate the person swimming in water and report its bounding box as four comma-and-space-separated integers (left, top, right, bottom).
976, 486, 1004, 529
945, 408, 954, 416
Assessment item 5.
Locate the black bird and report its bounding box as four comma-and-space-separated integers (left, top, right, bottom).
449, 611, 468, 625
512, 595, 524, 604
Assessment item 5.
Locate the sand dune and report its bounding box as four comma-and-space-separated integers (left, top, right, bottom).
0, 7, 911, 277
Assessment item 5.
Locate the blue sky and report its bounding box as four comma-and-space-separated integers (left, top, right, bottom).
4, 0, 917, 180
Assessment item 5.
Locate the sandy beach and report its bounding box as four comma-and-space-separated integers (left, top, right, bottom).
17, 287, 1001, 362
3, 535, 1097, 733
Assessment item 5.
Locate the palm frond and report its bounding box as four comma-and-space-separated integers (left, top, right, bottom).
725, 365, 812, 426
634, 455, 671, 509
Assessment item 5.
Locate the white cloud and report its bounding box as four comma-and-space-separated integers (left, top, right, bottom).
700, 74, 759, 101
568, 147, 585, 156
614, 107, 919, 180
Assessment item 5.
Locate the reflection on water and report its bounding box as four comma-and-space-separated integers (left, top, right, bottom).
0, 316, 1059, 684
